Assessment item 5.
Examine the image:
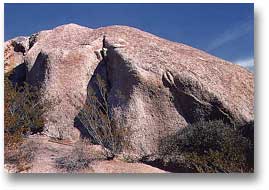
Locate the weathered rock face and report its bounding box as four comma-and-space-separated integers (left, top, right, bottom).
24, 24, 104, 140
4, 24, 254, 159
5, 24, 102, 140
4, 36, 28, 73
94, 26, 254, 159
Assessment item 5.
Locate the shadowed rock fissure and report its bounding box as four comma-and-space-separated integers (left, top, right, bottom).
74, 43, 113, 141
27, 52, 49, 89
162, 71, 234, 126
7, 34, 41, 88
74, 58, 111, 140
29, 33, 39, 50
74, 44, 141, 153
12, 41, 26, 55
8, 62, 27, 87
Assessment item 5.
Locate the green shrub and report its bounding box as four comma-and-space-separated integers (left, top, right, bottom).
159, 120, 254, 173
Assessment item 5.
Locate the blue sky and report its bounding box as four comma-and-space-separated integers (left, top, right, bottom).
4, 3, 254, 70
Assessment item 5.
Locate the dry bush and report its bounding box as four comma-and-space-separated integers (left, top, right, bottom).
159, 120, 254, 173
4, 73, 48, 146
5, 73, 24, 147
5, 140, 39, 172
71, 74, 132, 156
4, 72, 52, 171
55, 139, 94, 173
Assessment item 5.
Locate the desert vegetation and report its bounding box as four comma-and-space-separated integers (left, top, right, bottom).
4, 22, 254, 173
72, 74, 132, 157
55, 139, 94, 173
158, 120, 254, 173
5, 140, 39, 172
4, 71, 254, 173
4, 71, 49, 142
4, 70, 254, 173
4, 72, 48, 171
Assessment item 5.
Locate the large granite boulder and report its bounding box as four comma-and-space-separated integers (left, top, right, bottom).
91, 26, 254, 159
23, 24, 104, 140
4, 24, 254, 159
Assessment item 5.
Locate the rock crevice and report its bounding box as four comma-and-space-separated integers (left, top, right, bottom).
162, 70, 235, 125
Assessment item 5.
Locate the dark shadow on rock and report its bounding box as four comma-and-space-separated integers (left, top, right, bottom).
74, 117, 89, 139
27, 51, 49, 89
141, 158, 197, 173
12, 40, 26, 54
29, 33, 39, 50
73, 48, 140, 141
8, 62, 27, 87
74, 59, 109, 140
162, 74, 233, 125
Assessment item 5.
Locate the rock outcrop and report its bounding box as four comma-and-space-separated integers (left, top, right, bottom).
4, 36, 28, 73
8, 24, 101, 140
4, 24, 254, 160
